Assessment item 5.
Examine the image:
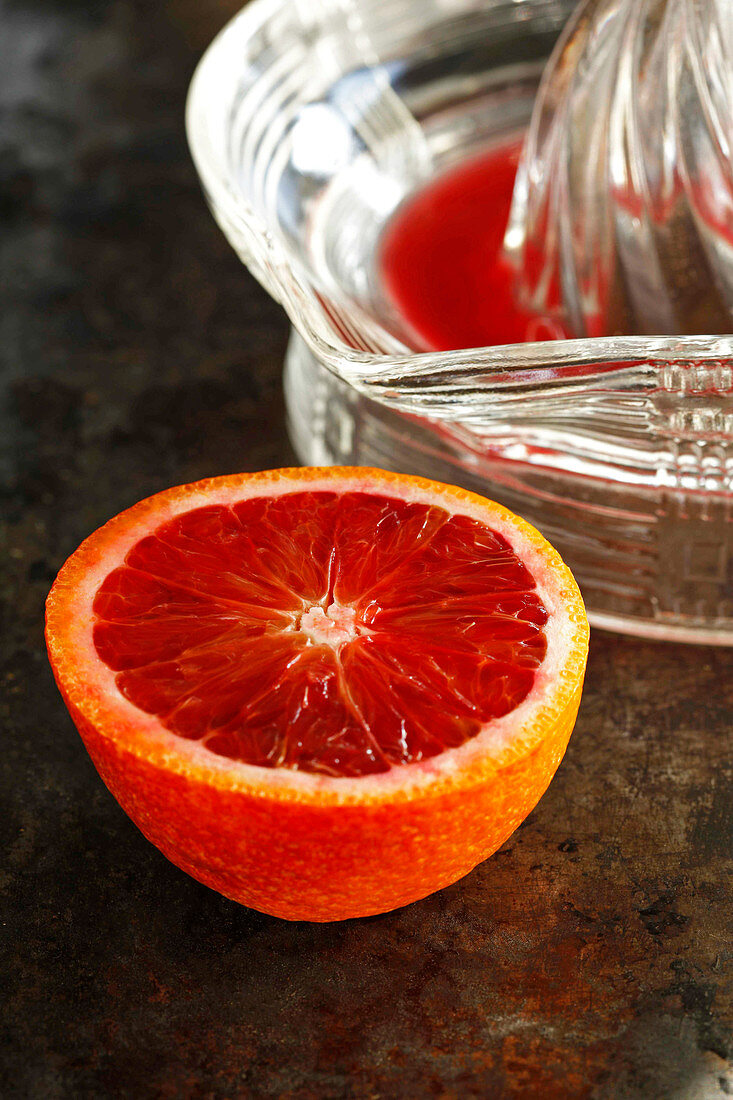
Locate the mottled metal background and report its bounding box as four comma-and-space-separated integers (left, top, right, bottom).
1, 1, 731, 1096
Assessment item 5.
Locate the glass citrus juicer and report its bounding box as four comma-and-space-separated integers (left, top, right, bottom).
186, 0, 733, 645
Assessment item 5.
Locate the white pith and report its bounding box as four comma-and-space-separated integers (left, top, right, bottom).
48, 468, 588, 805
299, 603, 361, 647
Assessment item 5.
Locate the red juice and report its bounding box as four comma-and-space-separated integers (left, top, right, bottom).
379, 142, 565, 351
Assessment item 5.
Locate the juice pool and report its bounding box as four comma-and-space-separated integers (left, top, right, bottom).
379, 142, 566, 351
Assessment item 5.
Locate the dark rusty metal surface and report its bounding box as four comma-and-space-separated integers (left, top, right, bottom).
1, 2, 731, 1096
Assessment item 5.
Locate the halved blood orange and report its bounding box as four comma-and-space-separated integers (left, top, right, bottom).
46, 467, 588, 921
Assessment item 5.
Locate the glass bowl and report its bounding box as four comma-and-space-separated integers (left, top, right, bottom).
186, 0, 733, 645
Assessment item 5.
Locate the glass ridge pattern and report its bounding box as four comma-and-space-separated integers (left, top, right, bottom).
506, 0, 733, 338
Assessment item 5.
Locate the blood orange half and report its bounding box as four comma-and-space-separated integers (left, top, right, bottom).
46, 467, 588, 921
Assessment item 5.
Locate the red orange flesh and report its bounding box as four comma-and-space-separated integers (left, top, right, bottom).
46, 467, 589, 920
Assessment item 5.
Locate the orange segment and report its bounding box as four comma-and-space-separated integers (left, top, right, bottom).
46, 467, 589, 921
